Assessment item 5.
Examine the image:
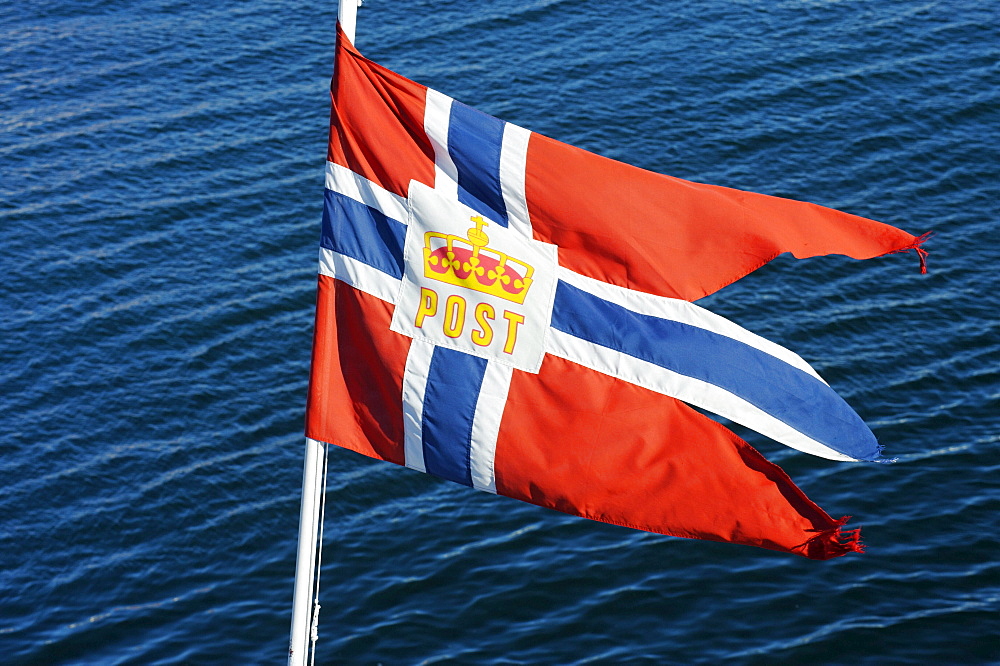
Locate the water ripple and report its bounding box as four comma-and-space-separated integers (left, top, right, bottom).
2, 0, 997, 663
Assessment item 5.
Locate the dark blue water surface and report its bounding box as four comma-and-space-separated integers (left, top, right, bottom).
2, 1, 998, 663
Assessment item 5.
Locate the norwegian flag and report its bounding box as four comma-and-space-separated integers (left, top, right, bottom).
306, 29, 928, 559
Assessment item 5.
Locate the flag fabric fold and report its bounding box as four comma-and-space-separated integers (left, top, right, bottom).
306, 28, 926, 559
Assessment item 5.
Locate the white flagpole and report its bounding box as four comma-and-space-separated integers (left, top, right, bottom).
287, 3, 359, 665
288, 438, 325, 665
339, 0, 359, 46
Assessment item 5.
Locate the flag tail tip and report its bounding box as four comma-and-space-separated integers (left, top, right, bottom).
852, 441, 892, 464
890, 230, 933, 274
868, 441, 896, 464
803, 516, 865, 559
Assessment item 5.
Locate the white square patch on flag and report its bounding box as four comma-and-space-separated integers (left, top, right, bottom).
390, 181, 558, 373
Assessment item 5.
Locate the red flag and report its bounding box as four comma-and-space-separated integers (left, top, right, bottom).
308, 30, 927, 559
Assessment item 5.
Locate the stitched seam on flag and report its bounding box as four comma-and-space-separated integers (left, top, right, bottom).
425, 88, 459, 198
317, 245, 397, 284
544, 328, 857, 461
454, 361, 489, 446
469, 395, 496, 492
550, 280, 870, 455
322, 189, 406, 279
325, 161, 409, 223
448, 100, 508, 227
499, 124, 532, 239
556, 328, 858, 460
468, 361, 512, 494
551, 332, 856, 462
318, 248, 400, 304
318, 242, 400, 282
402, 340, 433, 473
421, 347, 488, 486
556, 266, 825, 383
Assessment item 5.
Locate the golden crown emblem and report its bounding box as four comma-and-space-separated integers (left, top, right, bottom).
423, 216, 534, 304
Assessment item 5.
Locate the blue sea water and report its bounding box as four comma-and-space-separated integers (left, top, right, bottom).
1, 0, 998, 663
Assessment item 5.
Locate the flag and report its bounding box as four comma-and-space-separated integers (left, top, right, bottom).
306, 29, 928, 559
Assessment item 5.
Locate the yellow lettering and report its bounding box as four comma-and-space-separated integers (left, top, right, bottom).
471, 303, 495, 347
443, 295, 466, 338
414, 288, 438, 328
502, 311, 525, 354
